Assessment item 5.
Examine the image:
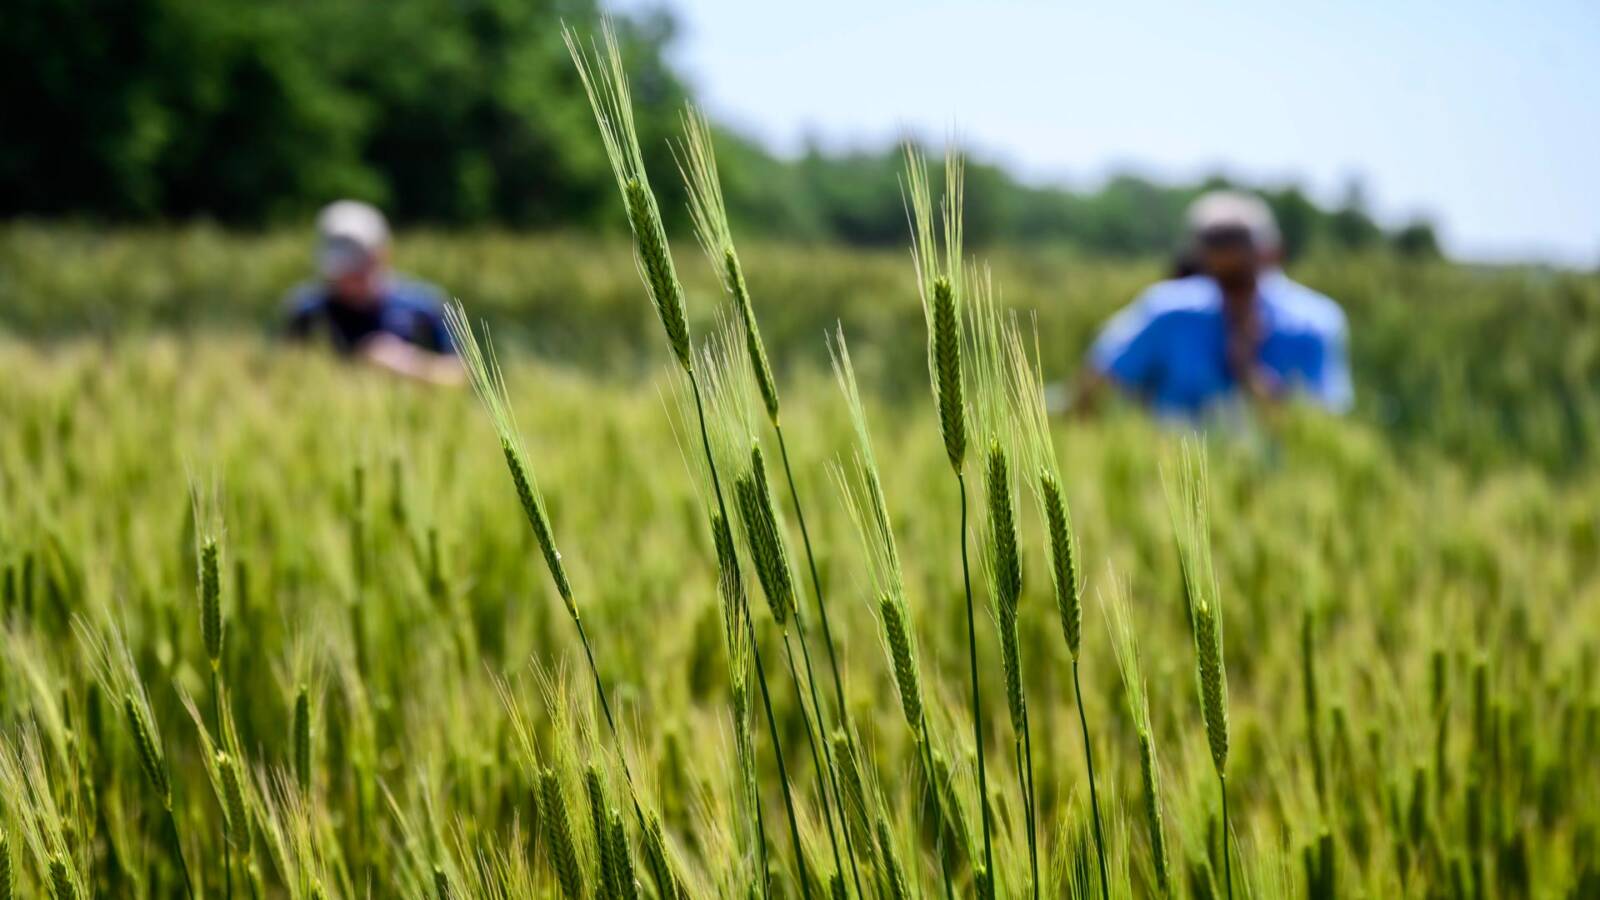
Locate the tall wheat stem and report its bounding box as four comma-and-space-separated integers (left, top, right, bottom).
1074, 659, 1110, 900
780, 630, 850, 893
774, 422, 849, 720
791, 611, 863, 897
572, 615, 645, 828
211, 667, 233, 900
1020, 705, 1039, 899
774, 424, 865, 896
915, 726, 958, 900
163, 804, 194, 899
1220, 773, 1232, 900
691, 372, 812, 899
956, 471, 996, 888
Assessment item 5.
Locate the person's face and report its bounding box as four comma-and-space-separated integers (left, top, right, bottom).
1197, 227, 1261, 296
327, 250, 387, 306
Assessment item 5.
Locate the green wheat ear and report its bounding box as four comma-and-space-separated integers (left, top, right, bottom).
217, 751, 250, 845
640, 812, 677, 900
905, 147, 968, 471
0, 826, 10, 900
879, 592, 924, 729
608, 808, 639, 900
444, 304, 577, 620
293, 683, 312, 793
566, 21, 693, 372
123, 692, 169, 802
1166, 442, 1231, 775
734, 443, 795, 625
830, 731, 876, 868
985, 439, 1022, 620
875, 815, 911, 900
586, 765, 618, 899
539, 768, 584, 900
1002, 291, 1083, 660
48, 855, 78, 900
1040, 473, 1081, 655
199, 536, 222, 668
1104, 576, 1170, 895
831, 330, 923, 732
678, 106, 779, 420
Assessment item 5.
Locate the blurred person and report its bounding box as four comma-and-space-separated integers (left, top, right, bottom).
1075, 191, 1351, 419
285, 200, 463, 385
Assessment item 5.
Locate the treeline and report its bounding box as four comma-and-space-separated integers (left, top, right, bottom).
2, 0, 1439, 258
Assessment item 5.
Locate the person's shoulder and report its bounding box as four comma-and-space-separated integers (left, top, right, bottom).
284, 282, 329, 318
1264, 273, 1347, 338
1133, 275, 1220, 320
384, 276, 448, 314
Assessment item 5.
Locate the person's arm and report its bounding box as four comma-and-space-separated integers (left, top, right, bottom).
356, 332, 464, 385
1070, 291, 1166, 415
1311, 313, 1354, 413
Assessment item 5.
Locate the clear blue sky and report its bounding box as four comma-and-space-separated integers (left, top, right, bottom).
620, 0, 1599, 264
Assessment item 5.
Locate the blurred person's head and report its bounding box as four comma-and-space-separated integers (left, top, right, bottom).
316, 200, 391, 306
1186, 191, 1280, 302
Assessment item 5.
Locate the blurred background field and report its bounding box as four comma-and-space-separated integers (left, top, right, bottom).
4, 224, 1598, 474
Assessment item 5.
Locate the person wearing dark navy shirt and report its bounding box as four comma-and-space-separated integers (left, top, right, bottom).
285, 200, 463, 385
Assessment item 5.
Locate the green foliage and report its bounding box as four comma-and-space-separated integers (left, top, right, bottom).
3, 3, 1425, 254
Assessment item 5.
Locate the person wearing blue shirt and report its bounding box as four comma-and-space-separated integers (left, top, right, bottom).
1080, 191, 1351, 420
285, 200, 463, 385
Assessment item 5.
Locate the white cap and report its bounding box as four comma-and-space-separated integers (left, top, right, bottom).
1186, 190, 1280, 253
316, 200, 390, 278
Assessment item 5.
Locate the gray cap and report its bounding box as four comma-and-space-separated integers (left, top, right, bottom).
316, 200, 390, 278
1186, 190, 1280, 252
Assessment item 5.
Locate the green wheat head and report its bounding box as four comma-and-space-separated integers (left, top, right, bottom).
879, 591, 926, 730
218, 751, 251, 844
678, 106, 779, 420
539, 767, 585, 900
1103, 575, 1170, 895
586, 765, 618, 899
294, 683, 313, 793
199, 536, 223, 668
733, 443, 795, 626
444, 304, 577, 620
831, 331, 928, 733
0, 726, 84, 900
831, 730, 877, 869
566, 22, 692, 371
876, 814, 911, 900
0, 822, 11, 900
48, 856, 78, 900
608, 807, 639, 900
1007, 317, 1084, 658
968, 268, 1028, 732
78, 620, 173, 802
1165, 441, 1230, 775
904, 146, 967, 471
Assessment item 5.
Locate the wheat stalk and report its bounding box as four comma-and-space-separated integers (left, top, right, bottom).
904, 145, 994, 893
1103, 576, 1170, 896
566, 21, 692, 372
830, 328, 955, 900
1165, 441, 1233, 899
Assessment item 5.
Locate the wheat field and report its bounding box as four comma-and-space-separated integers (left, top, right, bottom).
0, 25, 1597, 900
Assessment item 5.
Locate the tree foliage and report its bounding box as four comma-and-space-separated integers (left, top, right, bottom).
1, 0, 1437, 257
